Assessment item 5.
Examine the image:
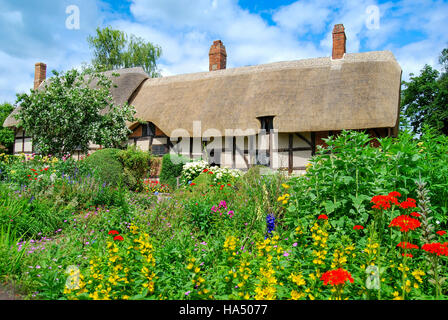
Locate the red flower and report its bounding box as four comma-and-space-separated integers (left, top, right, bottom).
436, 230, 447, 236
353, 225, 364, 230
190, 182, 196, 186
321, 268, 354, 286
44, 167, 48, 171
421, 242, 448, 256
388, 191, 402, 198
399, 199, 417, 209
318, 214, 328, 220
113, 235, 124, 241
30, 168, 36, 172
371, 194, 400, 210
108, 230, 119, 235
389, 215, 421, 232
397, 242, 419, 250
410, 212, 421, 218
208, 171, 214, 175
203, 168, 209, 173
401, 253, 413, 258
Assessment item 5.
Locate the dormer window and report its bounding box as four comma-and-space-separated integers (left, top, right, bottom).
257, 116, 274, 133
142, 122, 155, 137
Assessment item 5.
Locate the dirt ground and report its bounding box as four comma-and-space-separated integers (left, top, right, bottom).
0, 284, 22, 300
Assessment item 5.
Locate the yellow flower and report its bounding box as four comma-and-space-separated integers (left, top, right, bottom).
282, 184, 290, 189
186, 263, 193, 270
290, 273, 306, 286
290, 290, 305, 300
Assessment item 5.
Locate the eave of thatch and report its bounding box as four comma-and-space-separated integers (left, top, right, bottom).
129, 50, 402, 137
3, 67, 148, 128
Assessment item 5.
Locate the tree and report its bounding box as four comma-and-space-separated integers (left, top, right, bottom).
0, 103, 14, 153
87, 27, 162, 77
15, 68, 136, 157
401, 47, 448, 135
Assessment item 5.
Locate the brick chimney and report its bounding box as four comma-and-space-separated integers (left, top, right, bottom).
34, 62, 47, 89
209, 40, 227, 71
332, 24, 346, 59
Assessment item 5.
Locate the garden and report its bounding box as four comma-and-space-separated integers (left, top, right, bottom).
0, 129, 447, 300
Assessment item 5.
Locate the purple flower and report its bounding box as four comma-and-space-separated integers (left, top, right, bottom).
185, 291, 191, 296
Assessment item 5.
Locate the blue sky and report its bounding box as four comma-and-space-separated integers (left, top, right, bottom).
0, 0, 447, 104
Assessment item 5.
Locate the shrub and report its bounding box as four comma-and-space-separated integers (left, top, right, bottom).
83, 148, 124, 186
159, 154, 188, 189
117, 145, 151, 191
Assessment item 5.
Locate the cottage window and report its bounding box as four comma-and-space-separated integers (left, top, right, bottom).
258, 116, 274, 133
142, 122, 156, 137
152, 144, 167, 156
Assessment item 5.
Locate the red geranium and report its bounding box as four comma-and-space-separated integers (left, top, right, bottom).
113, 235, 124, 241
436, 230, 446, 236
389, 215, 421, 232
410, 212, 421, 218
397, 242, 419, 250
318, 214, 328, 220
108, 230, 119, 235
388, 191, 402, 198
371, 194, 400, 210
353, 225, 364, 230
203, 168, 209, 173
400, 198, 417, 209
421, 242, 448, 256
321, 268, 354, 286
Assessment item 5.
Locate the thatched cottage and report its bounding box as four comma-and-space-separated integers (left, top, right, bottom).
4, 24, 402, 173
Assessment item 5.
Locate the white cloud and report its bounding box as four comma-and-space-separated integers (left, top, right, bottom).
1, 0, 446, 104
272, 0, 332, 35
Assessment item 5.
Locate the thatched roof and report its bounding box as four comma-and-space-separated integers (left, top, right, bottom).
5, 51, 402, 137
3, 67, 148, 128
129, 50, 401, 137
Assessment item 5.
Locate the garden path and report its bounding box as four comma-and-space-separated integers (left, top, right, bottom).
0, 284, 22, 300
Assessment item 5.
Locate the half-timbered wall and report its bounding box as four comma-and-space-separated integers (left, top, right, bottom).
13, 128, 33, 155
127, 122, 170, 156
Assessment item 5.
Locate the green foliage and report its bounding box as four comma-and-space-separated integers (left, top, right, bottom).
286, 129, 448, 231
159, 154, 188, 189
87, 26, 162, 77
117, 145, 151, 191
0, 183, 72, 239
15, 68, 135, 157
401, 47, 448, 135
2, 133, 448, 300
83, 148, 124, 187
0, 102, 14, 153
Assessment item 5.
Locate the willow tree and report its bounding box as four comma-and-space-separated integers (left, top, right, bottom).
87, 26, 162, 78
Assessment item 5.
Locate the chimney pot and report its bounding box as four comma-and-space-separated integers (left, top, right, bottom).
209, 40, 227, 71
34, 62, 47, 89
332, 24, 346, 60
